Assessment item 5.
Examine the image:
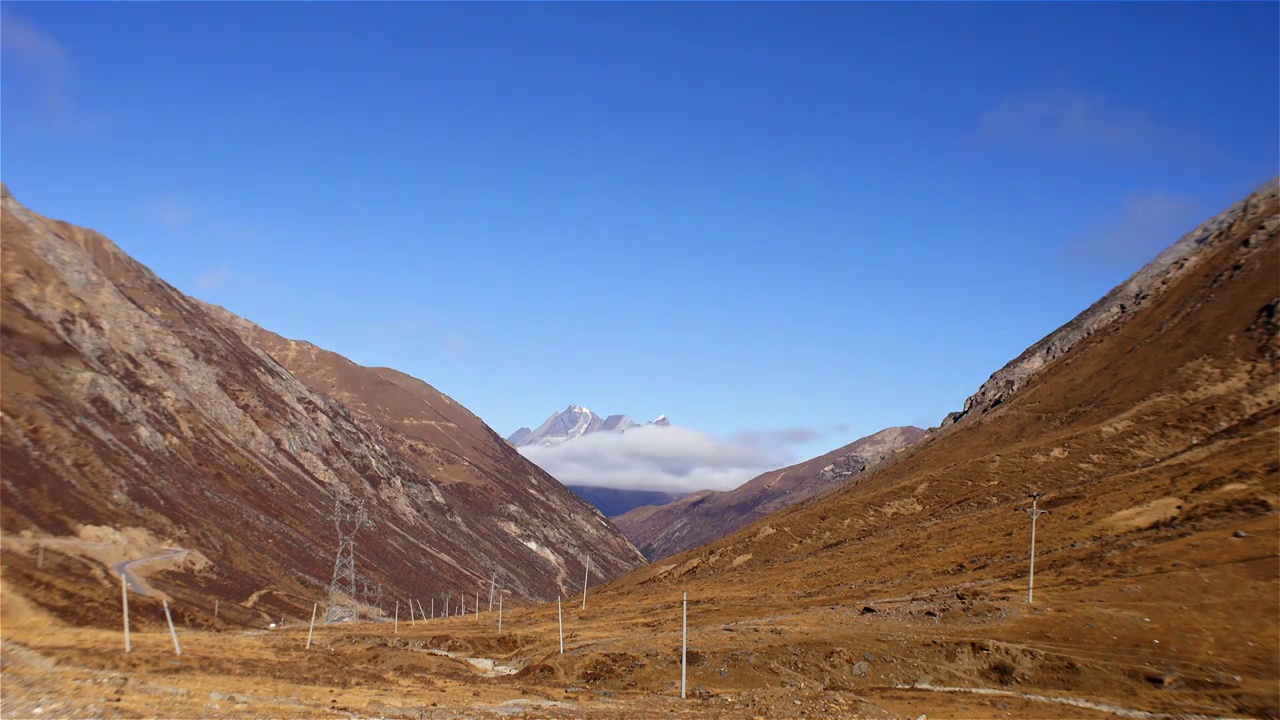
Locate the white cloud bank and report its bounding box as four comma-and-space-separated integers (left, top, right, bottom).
518, 424, 829, 494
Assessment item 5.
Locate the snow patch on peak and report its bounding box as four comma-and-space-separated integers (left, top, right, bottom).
511, 406, 668, 446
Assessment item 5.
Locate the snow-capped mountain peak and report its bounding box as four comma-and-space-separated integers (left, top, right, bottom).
508, 406, 670, 447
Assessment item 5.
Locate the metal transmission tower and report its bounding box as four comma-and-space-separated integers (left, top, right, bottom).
325, 493, 372, 623
1016, 492, 1050, 604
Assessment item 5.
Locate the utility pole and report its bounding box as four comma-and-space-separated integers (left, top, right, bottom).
121, 574, 131, 653
306, 602, 317, 649
582, 555, 591, 610
489, 573, 496, 612
681, 591, 687, 699
558, 596, 564, 654
1017, 493, 1050, 603
163, 600, 182, 655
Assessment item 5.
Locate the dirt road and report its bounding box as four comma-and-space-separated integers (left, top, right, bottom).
112, 548, 188, 596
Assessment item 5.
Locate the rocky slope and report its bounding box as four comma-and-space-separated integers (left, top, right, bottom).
941, 178, 1280, 429
602, 179, 1280, 715
0, 183, 644, 629
614, 426, 925, 560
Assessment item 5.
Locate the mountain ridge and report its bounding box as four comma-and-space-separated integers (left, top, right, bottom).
594, 178, 1279, 714
939, 176, 1280, 432
0, 183, 644, 630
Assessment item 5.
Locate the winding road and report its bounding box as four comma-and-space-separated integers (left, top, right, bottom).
113, 548, 188, 596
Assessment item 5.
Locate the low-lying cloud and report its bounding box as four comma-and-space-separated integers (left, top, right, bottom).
519, 424, 830, 494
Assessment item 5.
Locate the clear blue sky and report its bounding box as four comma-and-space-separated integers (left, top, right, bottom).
4, 2, 1277, 463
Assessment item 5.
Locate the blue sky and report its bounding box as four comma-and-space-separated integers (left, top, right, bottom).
3, 2, 1278, 480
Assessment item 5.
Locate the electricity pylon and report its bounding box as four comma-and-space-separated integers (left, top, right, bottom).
326, 493, 372, 623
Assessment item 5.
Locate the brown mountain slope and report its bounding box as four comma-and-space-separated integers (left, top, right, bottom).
615, 426, 924, 560
202, 304, 565, 492
588, 180, 1279, 715
0, 183, 643, 631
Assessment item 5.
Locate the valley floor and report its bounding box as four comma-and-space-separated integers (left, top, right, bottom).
3, 512, 1276, 720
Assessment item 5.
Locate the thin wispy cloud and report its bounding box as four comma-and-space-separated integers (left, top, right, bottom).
196, 266, 231, 291
1, 11, 106, 132
1063, 192, 1205, 271
365, 318, 467, 359
977, 91, 1216, 162
441, 333, 466, 359
366, 317, 434, 339
519, 423, 831, 494
142, 199, 194, 231
730, 426, 841, 449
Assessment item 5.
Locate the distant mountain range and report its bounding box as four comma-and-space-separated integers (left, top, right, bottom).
508, 405, 669, 447
564, 486, 689, 518
614, 425, 926, 559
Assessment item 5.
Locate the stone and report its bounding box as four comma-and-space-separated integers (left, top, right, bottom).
863, 652, 876, 662
850, 662, 868, 677
209, 692, 229, 702
1234, 530, 1249, 538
